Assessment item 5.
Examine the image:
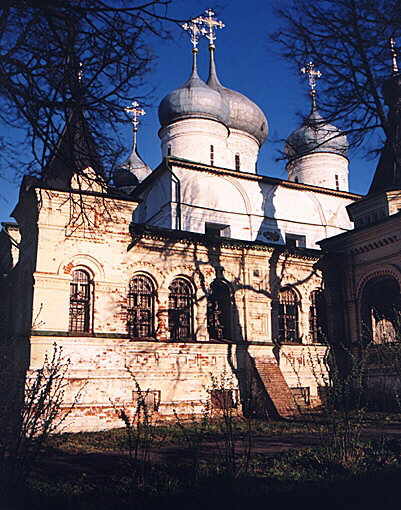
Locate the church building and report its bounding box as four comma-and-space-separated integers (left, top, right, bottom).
1, 10, 368, 430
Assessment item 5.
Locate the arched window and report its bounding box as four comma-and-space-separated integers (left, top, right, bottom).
360, 276, 401, 343
235, 154, 240, 171
69, 269, 92, 333
309, 289, 327, 342
168, 278, 194, 341
278, 288, 299, 343
127, 274, 155, 339
207, 280, 232, 340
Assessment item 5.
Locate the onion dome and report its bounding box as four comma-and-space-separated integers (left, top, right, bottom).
285, 106, 348, 160
207, 48, 268, 145
113, 101, 151, 190
286, 62, 348, 161
113, 148, 151, 188
158, 49, 229, 127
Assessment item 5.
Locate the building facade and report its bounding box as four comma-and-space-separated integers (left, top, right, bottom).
1, 12, 367, 430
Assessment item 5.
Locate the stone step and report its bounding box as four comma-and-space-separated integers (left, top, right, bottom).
254, 358, 299, 418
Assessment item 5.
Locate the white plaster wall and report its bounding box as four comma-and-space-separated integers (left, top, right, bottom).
226, 129, 259, 173
287, 152, 349, 191
169, 165, 354, 248
159, 118, 230, 168
134, 171, 172, 228
159, 119, 260, 174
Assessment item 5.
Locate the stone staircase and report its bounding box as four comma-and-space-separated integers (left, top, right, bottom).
254, 358, 299, 418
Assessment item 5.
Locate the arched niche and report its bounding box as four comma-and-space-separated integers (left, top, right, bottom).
360, 275, 401, 344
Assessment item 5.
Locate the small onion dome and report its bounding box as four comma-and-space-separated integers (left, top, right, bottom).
285, 108, 348, 161
113, 148, 151, 188
207, 49, 268, 146
158, 52, 229, 127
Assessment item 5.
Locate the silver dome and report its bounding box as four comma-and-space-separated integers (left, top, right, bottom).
158, 55, 229, 127
113, 148, 151, 189
207, 50, 268, 145
285, 108, 348, 160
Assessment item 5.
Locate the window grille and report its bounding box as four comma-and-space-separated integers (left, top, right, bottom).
309, 289, 327, 342
210, 145, 214, 166
168, 278, 194, 341
69, 269, 92, 333
235, 153, 240, 171
278, 288, 299, 342
127, 275, 155, 339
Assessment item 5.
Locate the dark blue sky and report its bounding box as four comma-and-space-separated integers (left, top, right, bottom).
0, 0, 376, 222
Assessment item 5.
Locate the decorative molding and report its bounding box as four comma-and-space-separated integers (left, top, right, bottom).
57, 253, 105, 280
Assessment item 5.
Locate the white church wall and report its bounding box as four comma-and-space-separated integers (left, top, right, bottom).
167, 164, 354, 248
286, 152, 349, 192
159, 118, 230, 167
134, 171, 172, 227
226, 129, 259, 173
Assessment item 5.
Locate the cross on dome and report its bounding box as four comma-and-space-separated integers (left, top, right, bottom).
198, 8, 225, 48
390, 37, 399, 74
182, 18, 207, 51
125, 101, 145, 149
301, 61, 322, 110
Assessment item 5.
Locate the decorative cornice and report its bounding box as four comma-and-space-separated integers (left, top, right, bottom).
129, 222, 321, 260
320, 210, 401, 252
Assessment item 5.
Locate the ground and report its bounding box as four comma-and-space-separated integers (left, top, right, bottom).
5, 413, 401, 510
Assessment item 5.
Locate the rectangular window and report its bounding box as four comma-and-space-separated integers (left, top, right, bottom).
235, 154, 240, 171
210, 145, 214, 166
205, 222, 231, 238
335, 174, 340, 190
285, 233, 306, 248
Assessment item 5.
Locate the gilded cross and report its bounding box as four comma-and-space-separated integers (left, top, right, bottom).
390, 37, 399, 74
78, 61, 84, 83
301, 61, 322, 95
182, 18, 207, 51
125, 101, 145, 149
198, 8, 225, 48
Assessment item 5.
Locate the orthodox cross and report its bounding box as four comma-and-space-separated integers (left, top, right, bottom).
198, 8, 225, 48
301, 61, 322, 109
182, 17, 206, 51
78, 61, 84, 83
125, 101, 145, 149
390, 37, 399, 74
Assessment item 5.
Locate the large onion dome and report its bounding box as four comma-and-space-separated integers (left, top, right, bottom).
113, 148, 151, 189
207, 48, 268, 145
285, 106, 348, 160
158, 51, 229, 127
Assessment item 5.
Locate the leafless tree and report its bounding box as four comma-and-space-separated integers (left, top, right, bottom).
272, 0, 401, 155
0, 1, 182, 182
